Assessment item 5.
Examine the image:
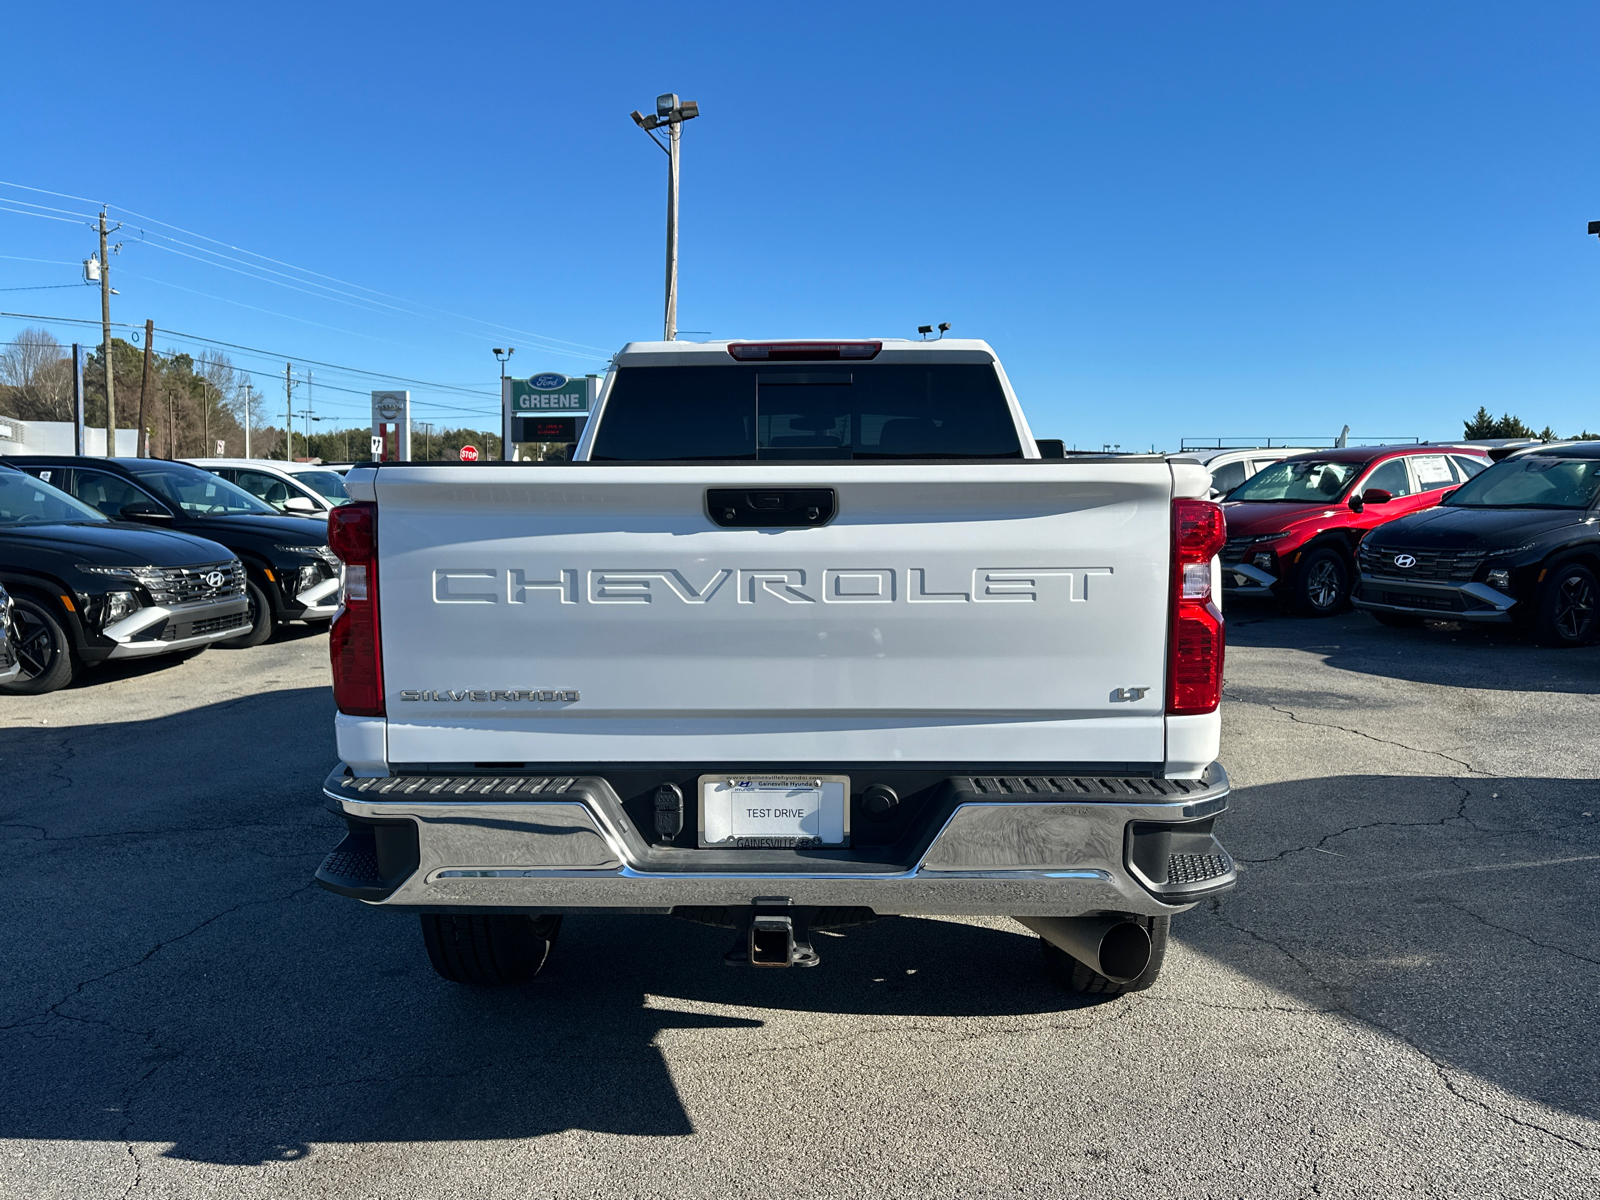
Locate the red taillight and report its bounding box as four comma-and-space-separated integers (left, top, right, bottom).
328, 502, 384, 717
726, 341, 882, 361
1167, 498, 1226, 715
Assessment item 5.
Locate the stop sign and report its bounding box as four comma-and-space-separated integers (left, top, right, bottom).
459, 445, 479, 462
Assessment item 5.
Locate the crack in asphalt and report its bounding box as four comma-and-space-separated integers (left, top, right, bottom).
1262, 704, 1487, 776
1207, 899, 1600, 1155
1439, 900, 1600, 969
0, 882, 318, 1035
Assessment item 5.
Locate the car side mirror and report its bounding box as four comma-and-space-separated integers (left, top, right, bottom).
282, 495, 317, 513
1363, 488, 1393, 505
118, 501, 173, 522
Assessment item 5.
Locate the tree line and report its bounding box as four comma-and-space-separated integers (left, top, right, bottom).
0, 327, 501, 462
0, 327, 280, 457
1463, 407, 1599, 442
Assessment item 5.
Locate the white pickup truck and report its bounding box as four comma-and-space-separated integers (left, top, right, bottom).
316, 338, 1235, 995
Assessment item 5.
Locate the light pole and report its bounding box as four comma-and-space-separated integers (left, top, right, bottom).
494, 348, 515, 461
631, 94, 700, 341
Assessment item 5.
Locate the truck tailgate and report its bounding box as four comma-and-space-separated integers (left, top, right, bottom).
371, 463, 1174, 767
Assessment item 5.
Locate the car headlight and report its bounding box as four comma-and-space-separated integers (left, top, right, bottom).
1486, 569, 1512, 591
1246, 531, 1292, 543
1252, 552, 1276, 570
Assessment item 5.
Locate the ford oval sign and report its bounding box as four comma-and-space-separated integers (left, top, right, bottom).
531, 373, 568, 390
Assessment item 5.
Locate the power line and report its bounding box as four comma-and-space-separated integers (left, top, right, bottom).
0, 203, 90, 225
0, 309, 504, 403
121, 245, 604, 365
0, 195, 100, 220
0, 180, 615, 360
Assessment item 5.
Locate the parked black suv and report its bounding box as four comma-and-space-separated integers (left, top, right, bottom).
1353, 442, 1600, 646
7, 457, 340, 648
0, 464, 249, 693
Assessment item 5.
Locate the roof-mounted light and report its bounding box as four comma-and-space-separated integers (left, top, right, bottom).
726, 341, 882, 362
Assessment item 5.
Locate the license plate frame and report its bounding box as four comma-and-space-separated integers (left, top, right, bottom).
698, 774, 851, 849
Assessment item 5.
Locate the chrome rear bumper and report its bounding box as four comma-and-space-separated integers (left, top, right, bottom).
317, 764, 1235, 917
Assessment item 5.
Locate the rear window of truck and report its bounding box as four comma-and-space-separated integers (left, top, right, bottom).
589, 364, 1023, 461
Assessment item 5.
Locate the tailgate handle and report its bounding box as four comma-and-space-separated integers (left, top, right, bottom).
706, 488, 837, 528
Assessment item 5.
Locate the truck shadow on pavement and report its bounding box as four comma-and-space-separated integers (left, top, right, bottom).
1, 687, 1596, 1162
1226, 603, 1600, 694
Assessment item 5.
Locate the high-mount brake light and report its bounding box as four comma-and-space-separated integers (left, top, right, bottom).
726, 341, 882, 362
328, 502, 384, 717
1167, 498, 1226, 715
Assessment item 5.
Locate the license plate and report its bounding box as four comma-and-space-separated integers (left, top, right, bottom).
699, 774, 850, 848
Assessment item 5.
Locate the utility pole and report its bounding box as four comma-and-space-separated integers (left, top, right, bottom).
137, 319, 154, 457
97, 208, 122, 455
200, 376, 209, 454
630, 95, 699, 341
285, 362, 293, 462
167, 378, 176, 459
71, 344, 86, 455
242, 382, 252, 458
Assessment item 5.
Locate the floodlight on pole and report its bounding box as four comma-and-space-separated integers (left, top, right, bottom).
631, 91, 700, 341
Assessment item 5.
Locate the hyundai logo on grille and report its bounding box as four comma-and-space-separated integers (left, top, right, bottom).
204, 571, 225, 588
1392, 554, 1417, 569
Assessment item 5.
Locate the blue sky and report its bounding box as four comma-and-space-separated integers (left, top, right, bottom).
2, 1, 1597, 448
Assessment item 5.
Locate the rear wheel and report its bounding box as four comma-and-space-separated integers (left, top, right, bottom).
1041, 915, 1169, 995
218, 579, 274, 648
420, 913, 563, 985
1533, 563, 1599, 647
0, 597, 77, 695
1291, 547, 1350, 617
1371, 610, 1423, 629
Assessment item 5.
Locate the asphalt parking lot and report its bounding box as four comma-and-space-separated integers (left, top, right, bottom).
1, 609, 1596, 1199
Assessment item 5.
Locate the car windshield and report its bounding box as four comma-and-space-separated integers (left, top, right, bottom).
291, 469, 349, 503
1444, 456, 1600, 510
128, 463, 276, 515
0, 468, 109, 526
1225, 459, 1364, 503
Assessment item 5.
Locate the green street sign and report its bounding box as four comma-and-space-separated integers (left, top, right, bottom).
510, 373, 588, 413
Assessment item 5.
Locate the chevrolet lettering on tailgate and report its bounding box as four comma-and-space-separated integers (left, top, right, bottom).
431, 566, 1114, 606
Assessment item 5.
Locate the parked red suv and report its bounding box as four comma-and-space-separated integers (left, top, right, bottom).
1220, 446, 1491, 615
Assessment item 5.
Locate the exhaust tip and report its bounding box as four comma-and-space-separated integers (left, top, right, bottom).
1098, 921, 1152, 983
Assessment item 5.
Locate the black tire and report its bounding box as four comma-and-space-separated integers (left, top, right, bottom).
420, 913, 563, 985
1371, 610, 1423, 629
1041, 915, 1169, 995
1290, 547, 1350, 617
1533, 562, 1600, 647
0, 597, 77, 695
218, 579, 275, 648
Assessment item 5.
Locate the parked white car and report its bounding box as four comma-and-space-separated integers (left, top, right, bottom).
314, 337, 1237, 997
184, 459, 350, 515
1168, 446, 1320, 500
